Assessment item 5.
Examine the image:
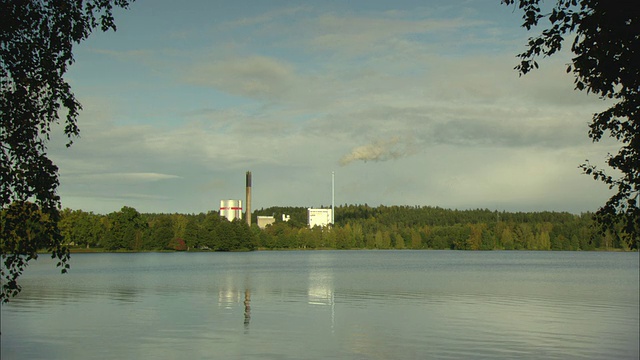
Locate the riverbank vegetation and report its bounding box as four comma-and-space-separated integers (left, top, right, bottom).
56, 205, 632, 252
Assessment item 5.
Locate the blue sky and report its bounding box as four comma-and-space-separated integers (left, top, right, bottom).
49, 0, 615, 214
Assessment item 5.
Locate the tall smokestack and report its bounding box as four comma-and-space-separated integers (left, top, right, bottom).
332, 171, 335, 225
246, 171, 252, 226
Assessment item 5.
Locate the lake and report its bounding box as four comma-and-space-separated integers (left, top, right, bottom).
1, 251, 638, 359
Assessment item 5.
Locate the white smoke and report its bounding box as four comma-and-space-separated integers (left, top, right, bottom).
339, 136, 417, 166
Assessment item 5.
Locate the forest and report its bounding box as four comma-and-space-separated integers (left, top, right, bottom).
53, 204, 632, 252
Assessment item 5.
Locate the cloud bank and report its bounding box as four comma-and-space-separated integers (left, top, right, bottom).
55, 1, 615, 214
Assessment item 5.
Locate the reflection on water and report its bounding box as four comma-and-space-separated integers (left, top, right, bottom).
1, 251, 638, 360
216, 286, 251, 331
217, 288, 242, 308
308, 257, 335, 332
244, 289, 251, 331
216, 276, 252, 331
308, 272, 333, 306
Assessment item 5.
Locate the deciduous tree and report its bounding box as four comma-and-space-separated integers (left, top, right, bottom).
502, 0, 639, 247
105, 206, 146, 250
1, 201, 66, 300
0, 0, 133, 301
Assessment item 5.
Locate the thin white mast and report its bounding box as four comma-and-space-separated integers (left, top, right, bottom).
332, 171, 335, 225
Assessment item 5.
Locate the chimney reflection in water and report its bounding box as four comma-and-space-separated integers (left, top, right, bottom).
244, 289, 251, 332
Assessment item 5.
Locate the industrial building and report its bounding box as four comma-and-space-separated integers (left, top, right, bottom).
220, 200, 242, 222
257, 214, 290, 229
219, 171, 251, 224
257, 216, 275, 229
308, 208, 333, 228
220, 170, 335, 229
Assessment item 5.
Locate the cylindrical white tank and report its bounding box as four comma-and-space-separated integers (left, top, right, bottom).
220, 199, 243, 221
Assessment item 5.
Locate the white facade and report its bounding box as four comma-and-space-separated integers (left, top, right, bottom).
307, 208, 333, 228
257, 216, 275, 229
220, 200, 242, 222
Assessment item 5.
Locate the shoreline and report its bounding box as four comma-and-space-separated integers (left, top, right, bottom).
62, 247, 634, 254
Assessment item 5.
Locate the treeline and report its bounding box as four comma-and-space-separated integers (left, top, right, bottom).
53, 204, 632, 252
58, 207, 255, 251
254, 205, 627, 251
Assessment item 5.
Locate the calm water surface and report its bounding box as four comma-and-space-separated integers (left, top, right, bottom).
1, 251, 638, 359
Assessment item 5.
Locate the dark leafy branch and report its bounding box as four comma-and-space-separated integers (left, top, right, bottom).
502, 0, 639, 248
1, 0, 133, 303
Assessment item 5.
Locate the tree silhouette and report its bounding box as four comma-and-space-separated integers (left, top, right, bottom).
0, 0, 134, 302
502, 0, 639, 247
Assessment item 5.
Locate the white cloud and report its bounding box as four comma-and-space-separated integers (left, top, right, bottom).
65, 173, 181, 183
185, 56, 298, 101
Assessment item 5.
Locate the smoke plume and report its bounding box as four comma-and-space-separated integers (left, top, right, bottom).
339, 137, 416, 166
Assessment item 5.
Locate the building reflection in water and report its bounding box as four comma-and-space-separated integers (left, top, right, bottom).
308, 267, 335, 331
217, 288, 242, 308
216, 276, 251, 332
214, 268, 337, 333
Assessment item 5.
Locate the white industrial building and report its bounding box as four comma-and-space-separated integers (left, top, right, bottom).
257, 216, 275, 229
308, 208, 333, 228
220, 200, 242, 222
257, 214, 290, 229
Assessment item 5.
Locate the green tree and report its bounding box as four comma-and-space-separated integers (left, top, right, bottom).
199, 212, 221, 249
480, 227, 497, 250
104, 206, 146, 250
513, 223, 534, 249
59, 209, 102, 248
1, 201, 68, 300
394, 233, 405, 249
410, 228, 423, 249
151, 216, 174, 250
172, 214, 188, 241
425, 226, 452, 249
535, 222, 553, 250
183, 217, 201, 249
552, 235, 570, 251
82, 212, 104, 248
337, 223, 356, 249
466, 223, 486, 250
450, 224, 472, 250
501, 226, 515, 250
372, 229, 392, 249
352, 222, 365, 248
59, 208, 80, 246
216, 219, 239, 251
503, 0, 639, 248
96, 215, 111, 248
234, 219, 256, 251
0, 0, 133, 301
295, 227, 311, 249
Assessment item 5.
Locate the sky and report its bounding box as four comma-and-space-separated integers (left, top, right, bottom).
48, 0, 617, 215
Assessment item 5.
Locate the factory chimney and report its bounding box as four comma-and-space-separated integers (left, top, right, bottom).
246, 171, 252, 226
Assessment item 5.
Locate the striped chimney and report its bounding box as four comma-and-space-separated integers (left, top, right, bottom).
246, 171, 252, 226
